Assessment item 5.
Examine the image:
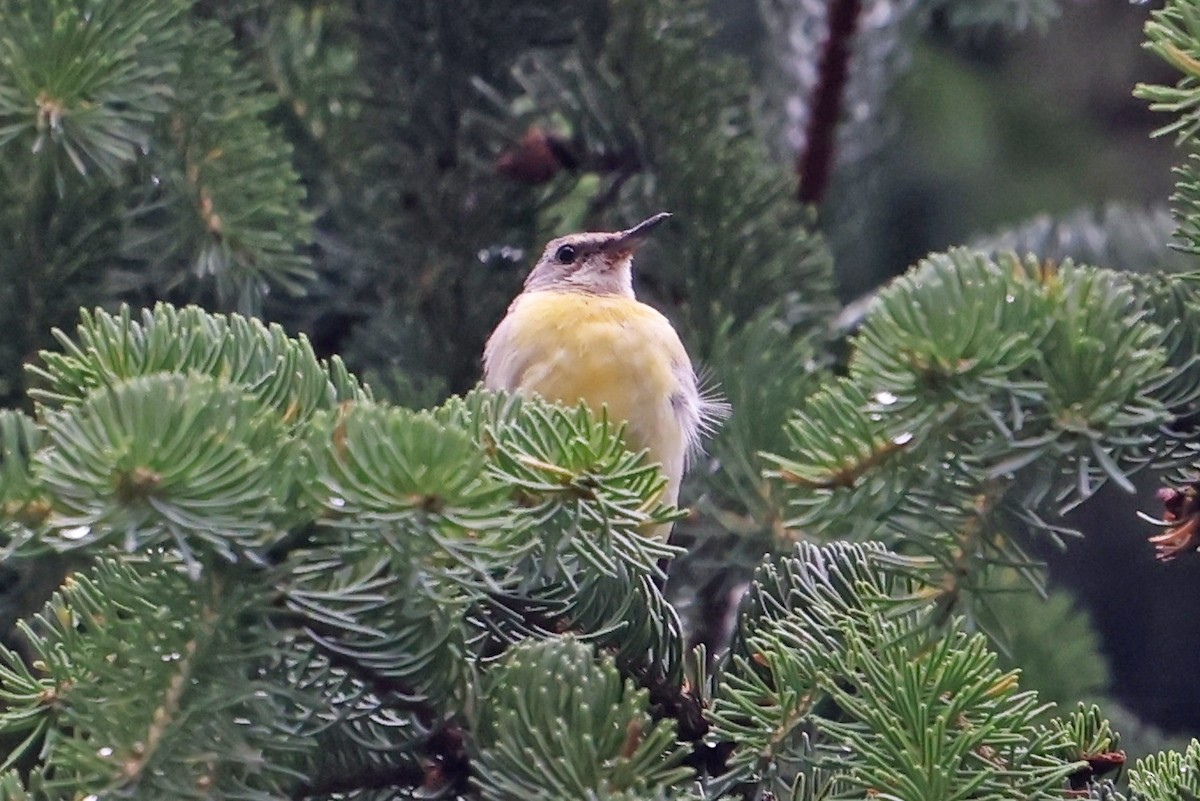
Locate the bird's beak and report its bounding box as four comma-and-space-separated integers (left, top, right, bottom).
599, 212, 671, 254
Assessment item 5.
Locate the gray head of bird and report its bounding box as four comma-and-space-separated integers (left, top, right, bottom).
522, 212, 671, 296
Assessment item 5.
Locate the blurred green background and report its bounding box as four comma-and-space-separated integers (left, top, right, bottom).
714, 0, 1178, 296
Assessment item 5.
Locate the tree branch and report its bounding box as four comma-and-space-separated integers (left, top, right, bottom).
796, 0, 863, 205
273, 606, 473, 797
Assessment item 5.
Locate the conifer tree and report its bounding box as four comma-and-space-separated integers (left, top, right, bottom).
1, 0, 1199, 799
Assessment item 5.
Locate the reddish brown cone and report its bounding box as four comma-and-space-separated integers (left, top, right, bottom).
495, 126, 568, 185
1150, 482, 1200, 561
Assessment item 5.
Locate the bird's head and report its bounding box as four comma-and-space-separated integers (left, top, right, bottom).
523, 212, 671, 296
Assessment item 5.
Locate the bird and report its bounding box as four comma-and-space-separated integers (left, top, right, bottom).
483, 213, 727, 538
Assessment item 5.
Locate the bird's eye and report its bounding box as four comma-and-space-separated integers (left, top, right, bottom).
555, 244, 577, 264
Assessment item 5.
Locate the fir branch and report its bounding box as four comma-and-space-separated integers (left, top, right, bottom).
119, 574, 221, 785
473, 638, 693, 799
0, 410, 45, 530
711, 542, 1085, 799
274, 638, 447, 798
1049, 704, 1125, 790
796, 0, 863, 205
1137, 0, 1200, 145
477, 584, 711, 749
249, 4, 362, 147
268, 607, 439, 719
930, 479, 1008, 623
28, 303, 369, 419
33, 374, 288, 567
819, 622, 1080, 799
699, 309, 827, 536
773, 250, 1172, 551
772, 438, 908, 491
1137, 0, 1200, 259
0, 163, 122, 406
0, 559, 309, 797
123, 20, 314, 311
0, 0, 190, 180
1129, 739, 1200, 800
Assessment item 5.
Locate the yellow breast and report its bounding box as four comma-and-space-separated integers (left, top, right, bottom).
483, 290, 697, 507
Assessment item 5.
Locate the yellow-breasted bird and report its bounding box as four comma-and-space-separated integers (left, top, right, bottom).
483, 213, 728, 538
